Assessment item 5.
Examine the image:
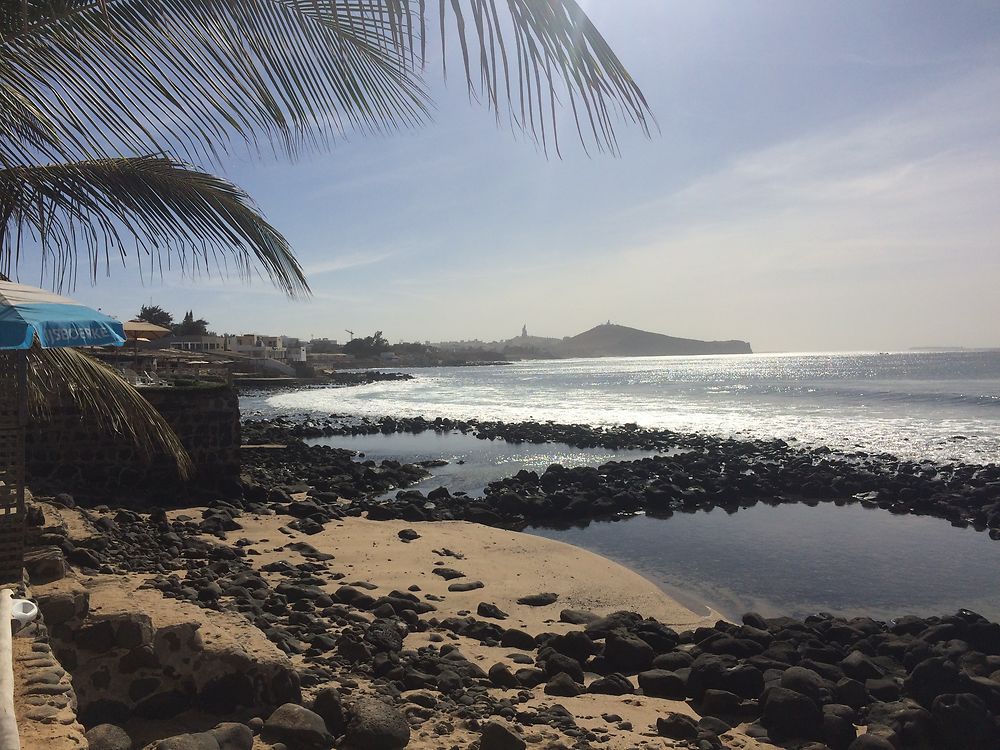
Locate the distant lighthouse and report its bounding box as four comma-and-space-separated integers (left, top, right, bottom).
521, 324, 528, 338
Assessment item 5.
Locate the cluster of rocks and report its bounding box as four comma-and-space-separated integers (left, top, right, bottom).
241, 414, 1000, 536
240, 371, 413, 394
450, 606, 1000, 750
241, 441, 430, 504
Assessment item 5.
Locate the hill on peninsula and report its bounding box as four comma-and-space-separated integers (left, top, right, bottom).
558, 323, 752, 357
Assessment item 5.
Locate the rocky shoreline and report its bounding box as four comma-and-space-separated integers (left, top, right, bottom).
19, 411, 1000, 750
28, 489, 1000, 750
240, 414, 1000, 537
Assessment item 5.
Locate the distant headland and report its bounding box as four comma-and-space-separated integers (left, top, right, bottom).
436, 322, 753, 359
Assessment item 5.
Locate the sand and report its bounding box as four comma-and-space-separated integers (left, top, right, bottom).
39, 502, 775, 748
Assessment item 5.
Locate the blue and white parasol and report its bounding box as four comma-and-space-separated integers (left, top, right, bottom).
0, 280, 125, 350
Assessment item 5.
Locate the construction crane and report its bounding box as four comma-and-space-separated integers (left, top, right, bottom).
345, 329, 354, 341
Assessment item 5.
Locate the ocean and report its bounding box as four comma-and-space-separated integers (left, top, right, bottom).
261, 350, 1000, 464
247, 350, 1000, 620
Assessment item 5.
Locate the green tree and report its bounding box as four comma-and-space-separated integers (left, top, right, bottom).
343, 330, 389, 358
136, 305, 174, 329
173, 311, 209, 337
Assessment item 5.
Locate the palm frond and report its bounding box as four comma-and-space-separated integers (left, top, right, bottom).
0, 156, 308, 294
0, 0, 649, 163
24, 344, 193, 479
0, 0, 428, 165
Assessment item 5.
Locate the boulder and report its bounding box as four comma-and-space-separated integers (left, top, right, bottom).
262, 703, 333, 749
656, 712, 698, 741
479, 720, 527, 750
762, 687, 824, 741
343, 696, 410, 749
544, 672, 584, 697
931, 692, 998, 750
542, 652, 585, 683
86, 724, 132, 750
488, 663, 519, 689
781, 665, 831, 704
312, 688, 346, 736
847, 735, 896, 750
517, 592, 558, 606
587, 673, 634, 695
638, 669, 687, 699
602, 631, 654, 674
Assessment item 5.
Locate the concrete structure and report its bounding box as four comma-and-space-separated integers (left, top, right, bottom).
168, 334, 225, 352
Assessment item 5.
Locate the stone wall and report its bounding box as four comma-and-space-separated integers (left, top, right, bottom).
25, 384, 241, 500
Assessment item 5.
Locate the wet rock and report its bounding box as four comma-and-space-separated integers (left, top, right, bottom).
344, 696, 410, 749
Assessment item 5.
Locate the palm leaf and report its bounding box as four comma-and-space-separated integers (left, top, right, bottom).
0, 1, 649, 163
0, 0, 428, 165
0, 156, 308, 294
23, 344, 193, 479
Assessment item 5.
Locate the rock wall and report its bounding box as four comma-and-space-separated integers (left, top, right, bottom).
35, 578, 300, 728
12, 582, 88, 750
25, 384, 241, 500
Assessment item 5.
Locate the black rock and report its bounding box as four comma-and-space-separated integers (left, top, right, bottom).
480, 720, 527, 750
639, 669, 687, 699
85, 724, 131, 750
477, 602, 509, 620
587, 673, 634, 696
656, 712, 698, 741
263, 703, 334, 749
488, 663, 519, 689
543, 672, 584, 697
517, 592, 558, 606
344, 697, 410, 750
602, 631, 654, 674
931, 692, 998, 750
432, 567, 465, 580
312, 687, 346, 736
448, 581, 484, 592
762, 686, 824, 741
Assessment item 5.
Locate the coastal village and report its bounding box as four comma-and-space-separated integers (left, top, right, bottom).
0, 3, 997, 750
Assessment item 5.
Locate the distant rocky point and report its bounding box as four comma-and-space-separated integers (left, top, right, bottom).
560, 323, 752, 357
435, 323, 752, 359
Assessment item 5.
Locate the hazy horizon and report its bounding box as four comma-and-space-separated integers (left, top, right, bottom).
14, 1, 1000, 352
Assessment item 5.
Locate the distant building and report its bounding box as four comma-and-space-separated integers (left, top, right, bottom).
167, 334, 225, 352
226, 333, 307, 362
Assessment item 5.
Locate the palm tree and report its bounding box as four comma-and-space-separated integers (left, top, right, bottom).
0, 1, 651, 474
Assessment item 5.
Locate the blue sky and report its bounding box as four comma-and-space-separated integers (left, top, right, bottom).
50, 1, 1000, 351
